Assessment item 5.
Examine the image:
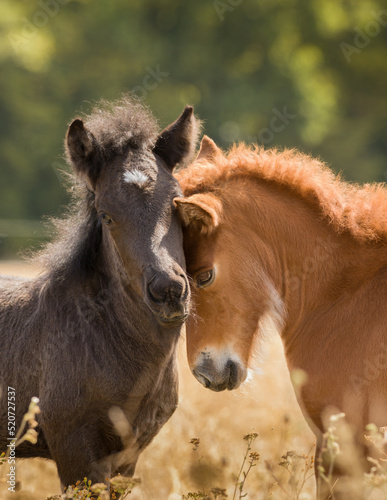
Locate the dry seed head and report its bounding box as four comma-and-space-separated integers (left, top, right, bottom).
210, 487, 227, 498
329, 412, 345, 423
28, 397, 40, 414
24, 429, 38, 444
243, 432, 258, 441
110, 475, 141, 494
24, 397, 41, 424
249, 452, 260, 463
189, 438, 200, 451
184, 491, 209, 499
29, 419, 38, 429
90, 483, 108, 493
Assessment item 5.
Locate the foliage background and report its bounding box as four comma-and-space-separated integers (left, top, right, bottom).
0, 0, 386, 256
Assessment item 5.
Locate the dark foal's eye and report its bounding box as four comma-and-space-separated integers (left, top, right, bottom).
101, 213, 113, 226
195, 269, 215, 288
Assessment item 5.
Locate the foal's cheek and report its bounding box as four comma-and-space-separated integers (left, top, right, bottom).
108, 233, 143, 293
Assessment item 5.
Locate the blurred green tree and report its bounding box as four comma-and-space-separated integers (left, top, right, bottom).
0, 0, 386, 255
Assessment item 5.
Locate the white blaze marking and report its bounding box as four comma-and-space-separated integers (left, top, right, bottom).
123, 169, 149, 187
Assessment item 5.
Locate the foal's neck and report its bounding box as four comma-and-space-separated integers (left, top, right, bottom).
229, 178, 387, 336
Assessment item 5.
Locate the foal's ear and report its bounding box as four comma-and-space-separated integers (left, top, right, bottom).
174, 193, 222, 233
196, 136, 222, 162
66, 119, 98, 187
153, 106, 201, 170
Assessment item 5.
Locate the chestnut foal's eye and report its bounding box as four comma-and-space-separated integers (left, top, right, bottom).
195, 269, 215, 288
101, 213, 113, 226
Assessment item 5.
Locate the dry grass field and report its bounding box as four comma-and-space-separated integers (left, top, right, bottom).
0, 260, 317, 499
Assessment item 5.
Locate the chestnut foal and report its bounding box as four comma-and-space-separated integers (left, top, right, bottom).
175, 137, 387, 499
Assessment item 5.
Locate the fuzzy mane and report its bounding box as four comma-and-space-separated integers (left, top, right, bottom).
32, 180, 105, 282
177, 144, 387, 242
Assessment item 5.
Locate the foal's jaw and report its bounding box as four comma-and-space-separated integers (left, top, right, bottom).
191, 349, 247, 391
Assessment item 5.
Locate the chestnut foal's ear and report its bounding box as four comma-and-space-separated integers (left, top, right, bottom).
174, 193, 222, 233
196, 135, 222, 162
66, 119, 98, 187
153, 106, 201, 170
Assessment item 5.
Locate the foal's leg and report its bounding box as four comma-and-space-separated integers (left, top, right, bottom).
46, 427, 112, 490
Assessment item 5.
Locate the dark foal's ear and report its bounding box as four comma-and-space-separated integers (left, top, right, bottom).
153, 106, 201, 170
174, 193, 222, 234
66, 119, 99, 188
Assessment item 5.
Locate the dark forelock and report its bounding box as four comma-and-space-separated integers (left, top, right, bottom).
84, 95, 159, 155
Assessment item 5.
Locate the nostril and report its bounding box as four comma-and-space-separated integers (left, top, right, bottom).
227, 360, 239, 389
170, 279, 184, 300
193, 369, 212, 389
147, 276, 166, 304
147, 274, 187, 304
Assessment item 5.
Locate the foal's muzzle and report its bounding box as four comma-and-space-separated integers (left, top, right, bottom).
146, 270, 189, 326
192, 355, 246, 392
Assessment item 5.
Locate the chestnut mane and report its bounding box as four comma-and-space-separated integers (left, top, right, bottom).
178, 144, 387, 242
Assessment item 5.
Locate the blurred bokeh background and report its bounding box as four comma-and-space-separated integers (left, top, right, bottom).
0, 0, 386, 257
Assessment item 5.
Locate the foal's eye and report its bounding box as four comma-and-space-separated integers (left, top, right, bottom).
195, 269, 215, 288
101, 213, 113, 226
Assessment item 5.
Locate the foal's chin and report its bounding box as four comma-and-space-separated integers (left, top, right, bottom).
149, 303, 189, 328
156, 313, 189, 328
